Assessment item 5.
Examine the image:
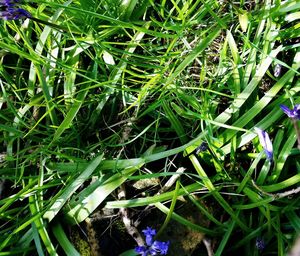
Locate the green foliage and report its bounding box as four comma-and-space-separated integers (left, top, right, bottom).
0, 0, 300, 255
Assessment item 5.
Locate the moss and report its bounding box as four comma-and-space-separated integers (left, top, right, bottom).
70, 229, 91, 256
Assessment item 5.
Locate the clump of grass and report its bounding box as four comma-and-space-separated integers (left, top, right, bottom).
0, 0, 300, 255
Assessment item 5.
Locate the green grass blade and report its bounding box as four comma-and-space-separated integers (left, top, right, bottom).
52, 221, 80, 256
44, 154, 103, 222
64, 165, 140, 225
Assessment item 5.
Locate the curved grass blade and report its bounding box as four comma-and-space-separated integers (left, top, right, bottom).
52, 221, 80, 256
44, 154, 104, 222
105, 182, 202, 208
154, 202, 219, 236
63, 165, 141, 225
29, 194, 57, 256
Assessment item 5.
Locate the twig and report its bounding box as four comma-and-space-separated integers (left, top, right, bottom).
288, 236, 300, 256
85, 218, 102, 256
203, 237, 214, 256
158, 167, 186, 194
252, 180, 300, 199
134, 167, 185, 227
118, 184, 144, 246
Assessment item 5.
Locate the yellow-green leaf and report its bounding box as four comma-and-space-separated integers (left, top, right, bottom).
239, 13, 248, 32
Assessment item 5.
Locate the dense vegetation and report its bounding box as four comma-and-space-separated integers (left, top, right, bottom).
0, 0, 300, 255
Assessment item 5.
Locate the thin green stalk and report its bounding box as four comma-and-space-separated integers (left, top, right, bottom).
189, 154, 250, 231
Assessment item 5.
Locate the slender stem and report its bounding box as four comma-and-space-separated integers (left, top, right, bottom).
29, 17, 81, 34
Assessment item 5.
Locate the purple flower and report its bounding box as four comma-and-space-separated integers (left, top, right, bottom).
280, 104, 300, 120
152, 241, 170, 255
135, 227, 170, 256
143, 227, 156, 246
255, 237, 265, 250
0, 0, 30, 20
196, 141, 208, 154
254, 127, 273, 160
0, 0, 15, 7
135, 246, 148, 256
1, 7, 30, 20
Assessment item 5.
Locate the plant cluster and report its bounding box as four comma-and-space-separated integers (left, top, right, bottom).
0, 0, 299, 255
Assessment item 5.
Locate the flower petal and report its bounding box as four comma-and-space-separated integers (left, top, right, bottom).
142, 227, 156, 246
280, 104, 294, 118
151, 241, 170, 255
280, 104, 300, 120
135, 246, 147, 255
292, 104, 300, 120
254, 127, 273, 160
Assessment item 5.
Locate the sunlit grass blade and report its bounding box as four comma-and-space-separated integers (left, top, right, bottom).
44, 154, 103, 222
64, 165, 141, 224
29, 194, 57, 256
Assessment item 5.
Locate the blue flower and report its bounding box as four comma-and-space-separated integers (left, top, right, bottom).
0, 0, 14, 7
255, 237, 265, 250
151, 241, 169, 255
0, 0, 13, 4
143, 227, 156, 246
1, 7, 30, 20
135, 227, 170, 256
280, 104, 300, 120
254, 127, 273, 160
195, 141, 208, 154
0, 0, 30, 20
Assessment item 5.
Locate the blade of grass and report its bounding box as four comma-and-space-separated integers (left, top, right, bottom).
44, 154, 103, 222
52, 221, 80, 256
29, 193, 57, 256
63, 165, 140, 225
189, 154, 250, 231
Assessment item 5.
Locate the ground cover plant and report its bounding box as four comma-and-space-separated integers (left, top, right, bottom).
0, 0, 300, 255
